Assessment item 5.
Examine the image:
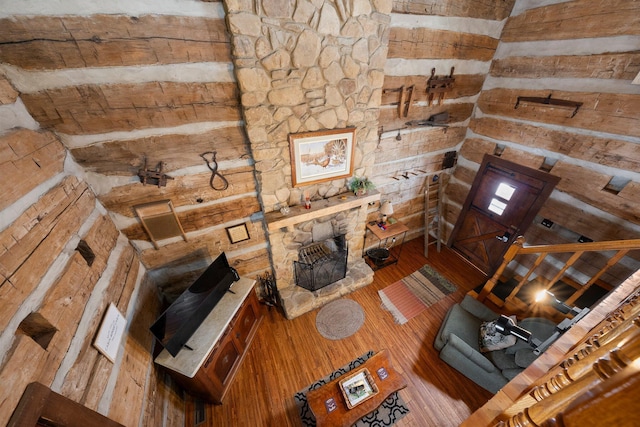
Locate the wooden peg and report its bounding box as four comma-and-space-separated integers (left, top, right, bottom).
427, 68, 436, 105
404, 85, 415, 117
397, 85, 406, 118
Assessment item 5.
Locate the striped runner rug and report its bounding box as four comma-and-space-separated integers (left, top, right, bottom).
378, 265, 457, 324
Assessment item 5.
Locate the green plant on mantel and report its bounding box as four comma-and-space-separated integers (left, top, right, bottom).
348, 176, 375, 196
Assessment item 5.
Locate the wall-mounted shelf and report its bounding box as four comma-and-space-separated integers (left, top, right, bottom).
514, 94, 583, 118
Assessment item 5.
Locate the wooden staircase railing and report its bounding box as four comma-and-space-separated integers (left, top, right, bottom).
476, 236, 640, 313
491, 285, 640, 427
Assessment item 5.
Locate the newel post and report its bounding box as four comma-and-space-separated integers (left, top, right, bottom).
477, 236, 525, 302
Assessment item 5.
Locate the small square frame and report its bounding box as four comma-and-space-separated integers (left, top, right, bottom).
226, 223, 250, 244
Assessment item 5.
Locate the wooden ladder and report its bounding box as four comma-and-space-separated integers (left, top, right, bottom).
424, 174, 446, 257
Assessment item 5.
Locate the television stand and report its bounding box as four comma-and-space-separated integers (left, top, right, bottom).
154, 277, 263, 403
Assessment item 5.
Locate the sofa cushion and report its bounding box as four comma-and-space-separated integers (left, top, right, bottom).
486, 349, 518, 371
479, 316, 517, 352
436, 303, 484, 351
514, 348, 539, 368
460, 295, 500, 322
505, 317, 556, 355
501, 368, 524, 381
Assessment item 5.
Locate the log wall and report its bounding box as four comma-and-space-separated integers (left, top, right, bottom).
0, 1, 269, 298
376, 0, 513, 242
0, 2, 262, 423
0, 124, 183, 424
448, 0, 640, 287
1, 0, 640, 423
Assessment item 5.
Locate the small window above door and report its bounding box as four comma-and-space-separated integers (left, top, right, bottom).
495, 183, 516, 200
488, 198, 507, 215
488, 183, 516, 215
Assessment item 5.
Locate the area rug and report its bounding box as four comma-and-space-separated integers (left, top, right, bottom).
293, 350, 410, 427
378, 264, 457, 324
315, 298, 365, 340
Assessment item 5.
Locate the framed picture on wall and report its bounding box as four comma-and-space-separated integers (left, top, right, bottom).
94, 303, 126, 363
288, 127, 356, 187
226, 223, 250, 244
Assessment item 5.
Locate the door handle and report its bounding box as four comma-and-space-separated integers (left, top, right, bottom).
495, 231, 511, 242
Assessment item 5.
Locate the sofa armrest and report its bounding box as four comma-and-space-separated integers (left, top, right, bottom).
444, 333, 498, 373
460, 295, 499, 322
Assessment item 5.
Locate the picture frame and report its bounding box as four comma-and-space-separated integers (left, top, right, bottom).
93, 303, 126, 363
288, 127, 356, 187
226, 223, 250, 244
339, 367, 379, 409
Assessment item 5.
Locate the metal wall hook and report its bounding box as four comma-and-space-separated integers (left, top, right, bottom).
200, 151, 229, 191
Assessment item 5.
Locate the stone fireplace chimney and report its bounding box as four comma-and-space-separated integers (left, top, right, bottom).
224, 0, 391, 317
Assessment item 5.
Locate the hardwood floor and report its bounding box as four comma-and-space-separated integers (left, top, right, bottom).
204, 237, 494, 426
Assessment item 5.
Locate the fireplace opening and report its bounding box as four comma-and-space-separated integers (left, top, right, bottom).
294, 234, 348, 291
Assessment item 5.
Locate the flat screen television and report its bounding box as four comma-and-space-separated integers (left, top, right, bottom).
150, 252, 239, 357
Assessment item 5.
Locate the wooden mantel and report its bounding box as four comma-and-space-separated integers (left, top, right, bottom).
264, 190, 381, 232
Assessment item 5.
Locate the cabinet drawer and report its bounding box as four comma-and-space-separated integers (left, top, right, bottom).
210, 337, 241, 386
234, 298, 258, 348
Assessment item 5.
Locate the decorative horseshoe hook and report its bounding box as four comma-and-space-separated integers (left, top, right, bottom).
200, 151, 229, 191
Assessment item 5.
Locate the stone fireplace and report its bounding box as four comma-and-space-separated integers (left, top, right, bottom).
224, 0, 390, 318
265, 191, 379, 318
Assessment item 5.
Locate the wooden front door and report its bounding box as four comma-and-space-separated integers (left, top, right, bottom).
449, 155, 559, 276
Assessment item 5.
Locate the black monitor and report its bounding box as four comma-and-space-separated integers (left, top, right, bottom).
150, 253, 239, 357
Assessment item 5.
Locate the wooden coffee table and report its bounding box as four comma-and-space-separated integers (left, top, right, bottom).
306, 349, 407, 426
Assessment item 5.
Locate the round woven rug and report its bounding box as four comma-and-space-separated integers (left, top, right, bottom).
315, 298, 365, 340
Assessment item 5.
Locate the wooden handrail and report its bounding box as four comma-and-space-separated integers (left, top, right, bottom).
476, 237, 640, 315
510, 239, 640, 254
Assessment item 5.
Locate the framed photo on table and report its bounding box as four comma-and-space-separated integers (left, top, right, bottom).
288, 127, 356, 187
339, 368, 379, 409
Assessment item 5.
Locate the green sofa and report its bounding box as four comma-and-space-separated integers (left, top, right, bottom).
434, 295, 556, 393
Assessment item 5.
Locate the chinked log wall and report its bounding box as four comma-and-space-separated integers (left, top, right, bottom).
0, 125, 180, 425
446, 0, 640, 287
0, 0, 639, 422
373, 0, 514, 247
0, 8, 270, 298
0, 2, 521, 421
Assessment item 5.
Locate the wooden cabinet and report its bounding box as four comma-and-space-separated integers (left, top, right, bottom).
188, 290, 261, 403
192, 291, 261, 403
156, 279, 263, 404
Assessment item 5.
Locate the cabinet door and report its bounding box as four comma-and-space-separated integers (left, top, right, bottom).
210, 335, 241, 388
233, 294, 259, 349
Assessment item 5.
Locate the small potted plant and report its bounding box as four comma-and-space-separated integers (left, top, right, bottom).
349, 176, 375, 196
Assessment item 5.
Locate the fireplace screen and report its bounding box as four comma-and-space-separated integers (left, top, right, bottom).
294, 235, 348, 291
